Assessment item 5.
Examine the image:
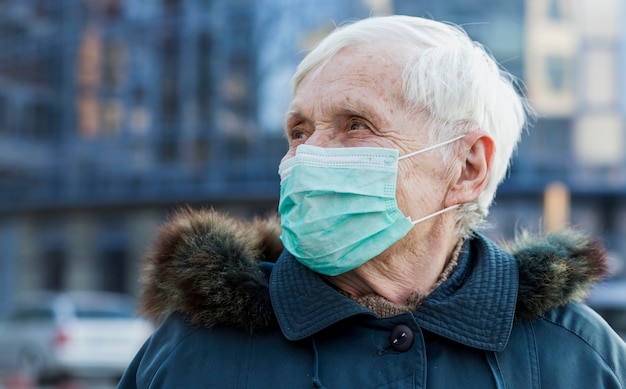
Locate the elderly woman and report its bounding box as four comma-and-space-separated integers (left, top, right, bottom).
118, 15, 626, 388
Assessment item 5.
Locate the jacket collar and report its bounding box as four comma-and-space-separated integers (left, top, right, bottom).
137, 209, 608, 335
415, 235, 517, 351
270, 234, 517, 351
270, 251, 373, 341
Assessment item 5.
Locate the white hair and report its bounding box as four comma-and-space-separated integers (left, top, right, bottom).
292, 15, 531, 237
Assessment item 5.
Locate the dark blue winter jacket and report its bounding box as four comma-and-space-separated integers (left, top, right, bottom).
118, 209, 626, 388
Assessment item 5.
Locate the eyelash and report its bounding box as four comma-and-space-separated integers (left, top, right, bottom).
287, 118, 372, 144
348, 120, 369, 131
289, 127, 307, 141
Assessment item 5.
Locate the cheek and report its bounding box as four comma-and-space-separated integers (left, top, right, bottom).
395, 165, 443, 214
395, 166, 422, 210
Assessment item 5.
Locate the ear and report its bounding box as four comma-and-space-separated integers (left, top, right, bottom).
444, 130, 494, 207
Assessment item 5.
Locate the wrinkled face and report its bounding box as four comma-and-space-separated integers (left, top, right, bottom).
283, 43, 453, 226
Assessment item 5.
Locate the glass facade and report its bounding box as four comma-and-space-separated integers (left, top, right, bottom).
0, 0, 285, 214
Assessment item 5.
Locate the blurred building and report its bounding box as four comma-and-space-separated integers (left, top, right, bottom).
0, 0, 625, 315
0, 0, 371, 314
518, 0, 626, 273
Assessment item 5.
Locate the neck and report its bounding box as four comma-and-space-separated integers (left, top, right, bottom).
327, 226, 461, 306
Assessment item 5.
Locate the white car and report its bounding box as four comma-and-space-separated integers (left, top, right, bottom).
0, 291, 153, 384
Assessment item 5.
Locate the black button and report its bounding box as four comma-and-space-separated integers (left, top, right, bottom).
389, 324, 414, 352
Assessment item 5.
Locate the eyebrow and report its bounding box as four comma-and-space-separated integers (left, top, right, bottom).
285, 103, 387, 127
340, 102, 388, 128
284, 109, 309, 128
285, 109, 303, 121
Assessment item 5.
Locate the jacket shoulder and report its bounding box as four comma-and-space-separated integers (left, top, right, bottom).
534, 302, 625, 388
495, 302, 626, 389
540, 302, 626, 365
119, 313, 310, 389
122, 313, 255, 388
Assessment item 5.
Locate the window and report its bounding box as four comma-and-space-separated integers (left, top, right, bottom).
197, 32, 214, 124
76, 24, 102, 138
40, 221, 67, 291
163, 0, 181, 11
160, 32, 179, 123
582, 49, 616, 107
103, 39, 125, 89
521, 118, 572, 171
0, 94, 6, 134
102, 98, 123, 136
75, 299, 136, 319
546, 56, 566, 92
10, 308, 55, 323
574, 114, 623, 166
97, 218, 129, 293
548, 0, 562, 21
43, 248, 66, 291
31, 101, 60, 140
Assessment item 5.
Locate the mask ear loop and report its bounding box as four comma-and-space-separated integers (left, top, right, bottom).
398, 135, 466, 161
398, 134, 466, 224
410, 204, 461, 225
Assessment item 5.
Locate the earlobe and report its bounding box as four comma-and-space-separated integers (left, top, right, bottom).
445, 131, 494, 207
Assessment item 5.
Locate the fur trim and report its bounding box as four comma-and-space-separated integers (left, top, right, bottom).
139, 209, 609, 332
503, 230, 609, 318
139, 207, 281, 333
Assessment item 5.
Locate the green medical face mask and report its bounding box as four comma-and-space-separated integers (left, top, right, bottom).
278, 135, 464, 276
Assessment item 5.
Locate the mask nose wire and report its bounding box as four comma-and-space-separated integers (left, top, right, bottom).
398, 135, 466, 161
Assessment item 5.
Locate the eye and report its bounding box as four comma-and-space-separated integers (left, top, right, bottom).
348, 120, 370, 131
292, 129, 306, 139
287, 127, 308, 145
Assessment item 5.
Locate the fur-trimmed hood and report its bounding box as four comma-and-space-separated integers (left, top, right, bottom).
139, 208, 609, 333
